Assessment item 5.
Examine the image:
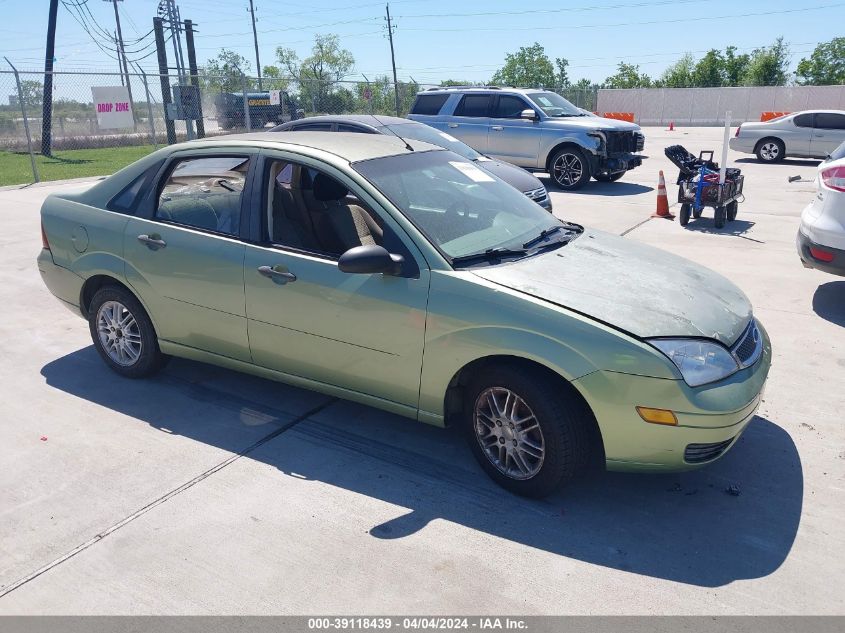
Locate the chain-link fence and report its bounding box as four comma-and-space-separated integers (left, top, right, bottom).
0, 68, 439, 186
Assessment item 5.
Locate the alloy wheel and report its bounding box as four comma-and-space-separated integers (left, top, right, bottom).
96, 301, 142, 366
552, 153, 583, 187
760, 142, 780, 161
474, 387, 545, 480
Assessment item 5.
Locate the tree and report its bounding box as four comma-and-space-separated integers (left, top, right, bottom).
439, 79, 479, 87
692, 49, 726, 87
659, 52, 696, 88
203, 49, 254, 93
491, 43, 564, 89
603, 62, 652, 89
724, 46, 751, 86
275, 34, 354, 113
555, 57, 570, 89
796, 37, 845, 85
743, 38, 790, 86
261, 65, 290, 92
19, 80, 43, 109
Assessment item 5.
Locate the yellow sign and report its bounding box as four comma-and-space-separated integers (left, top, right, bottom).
248, 98, 271, 106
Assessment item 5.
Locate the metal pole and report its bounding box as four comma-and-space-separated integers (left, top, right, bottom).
719, 111, 731, 185
41, 0, 59, 157
137, 66, 157, 148
184, 19, 205, 138
6, 58, 39, 183
248, 0, 262, 91
385, 3, 400, 116
153, 17, 176, 144
241, 73, 252, 130
108, 0, 137, 131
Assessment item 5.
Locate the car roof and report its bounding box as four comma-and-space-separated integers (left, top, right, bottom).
188, 131, 438, 162
282, 114, 410, 127
418, 86, 544, 95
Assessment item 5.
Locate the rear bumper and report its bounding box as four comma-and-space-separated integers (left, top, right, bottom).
797, 229, 845, 276
729, 137, 756, 154
37, 249, 85, 317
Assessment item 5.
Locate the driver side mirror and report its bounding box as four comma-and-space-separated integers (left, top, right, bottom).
520, 108, 539, 121
338, 245, 404, 276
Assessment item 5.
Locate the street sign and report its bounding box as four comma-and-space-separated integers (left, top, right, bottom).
91, 86, 133, 129
269, 90, 281, 106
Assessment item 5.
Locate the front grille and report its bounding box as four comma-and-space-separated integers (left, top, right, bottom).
731, 319, 763, 368
524, 186, 548, 203
684, 438, 734, 464
605, 131, 643, 154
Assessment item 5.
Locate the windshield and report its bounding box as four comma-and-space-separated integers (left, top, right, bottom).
380, 123, 481, 161
527, 92, 583, 117
353, 150, 566, 262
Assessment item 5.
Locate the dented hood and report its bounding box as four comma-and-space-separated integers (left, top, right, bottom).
473, 229, 752, 346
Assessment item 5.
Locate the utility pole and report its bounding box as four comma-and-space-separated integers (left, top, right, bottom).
42, 0, 59, 156
248, 0, 262, 90
107, 1, 137, 129
184, 19, 205, 138
153, 16, 176, 145
385, 3, 400, 116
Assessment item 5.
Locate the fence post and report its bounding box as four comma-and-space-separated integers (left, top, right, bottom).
241, 74, 252, 130
139, 69, 158, 149
5, 58, 39, 183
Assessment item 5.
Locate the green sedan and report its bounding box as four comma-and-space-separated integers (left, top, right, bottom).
37, 132, 771, 497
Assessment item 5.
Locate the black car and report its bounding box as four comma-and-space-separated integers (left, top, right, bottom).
271, 115, 552, 211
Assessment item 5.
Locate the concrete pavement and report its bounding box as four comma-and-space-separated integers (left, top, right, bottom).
0, 128, 842, 614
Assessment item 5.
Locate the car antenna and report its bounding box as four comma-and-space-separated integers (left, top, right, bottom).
371, 113, 414, 152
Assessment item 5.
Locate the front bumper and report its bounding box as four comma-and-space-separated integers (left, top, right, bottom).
594, 152, 643, 175
797, 229, 845, 276
572, 321, 772, 471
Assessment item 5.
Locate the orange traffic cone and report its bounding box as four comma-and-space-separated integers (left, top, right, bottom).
652, 170, 675, 219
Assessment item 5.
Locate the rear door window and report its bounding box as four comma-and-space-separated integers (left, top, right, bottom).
337, 123, 374, 133
156, 156, 250, 236
411, 93, 449, 115
794, 113, 815, 128
454, 95, 492, 118
292, 122, 333, 131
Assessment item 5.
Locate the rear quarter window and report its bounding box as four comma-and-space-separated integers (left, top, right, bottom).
107, 163, 160, 214
411, 93, 449, 115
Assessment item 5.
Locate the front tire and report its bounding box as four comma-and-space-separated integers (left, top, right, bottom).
88, 286, 166, 378
715, 205, 726, 229
549, 147, 591, 190
755, 138, 785, 163
463, 365, 596, 498
679, 203, 691, 226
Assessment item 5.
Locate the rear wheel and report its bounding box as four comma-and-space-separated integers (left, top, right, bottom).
549, 147, 591, 190
88, 286, 167, 378
463, 364, 596, 498
594, 171, 624, 182
692, 205, 703, 219
755, 138, 785, 163
714, 205, 726, 229
726, 200, 738, 222
679, 203, 691, 226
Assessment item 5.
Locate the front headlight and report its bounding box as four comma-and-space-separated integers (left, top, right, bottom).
649, 338, 740, 387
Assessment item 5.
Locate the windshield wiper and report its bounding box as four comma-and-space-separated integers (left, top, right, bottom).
451, 247, 529, 267
522, 225, 570, 249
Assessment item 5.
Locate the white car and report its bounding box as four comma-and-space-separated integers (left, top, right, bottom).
798, 141, 845, 276
731, 110, 845, 163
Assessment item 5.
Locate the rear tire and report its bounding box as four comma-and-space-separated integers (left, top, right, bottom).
594, 171, 624, 182
693, 206, 703, 219
549, 147, 591, 191
462, 364, 597, 498
679, 203, 691, 226
755, 138, 785, 163
726, 200, 738, 222
88, 286, 167, 379
714, 206, 726, 229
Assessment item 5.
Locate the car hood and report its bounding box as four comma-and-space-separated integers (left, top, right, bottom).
477, 158, 544, 192
472, 229, 751, 346
542, 116, 641, 132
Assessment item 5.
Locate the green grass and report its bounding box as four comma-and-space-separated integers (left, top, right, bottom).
0, 145, 157, 187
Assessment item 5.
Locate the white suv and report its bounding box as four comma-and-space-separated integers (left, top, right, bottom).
408, 86, 645, 191
798, 141, 845, 276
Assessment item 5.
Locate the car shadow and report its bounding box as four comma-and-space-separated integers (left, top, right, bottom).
734, 158, 821, 167
812, 281, 845, 327
683, 218, 764, 243
41, 347, 803, 588
536, 176, 654, 197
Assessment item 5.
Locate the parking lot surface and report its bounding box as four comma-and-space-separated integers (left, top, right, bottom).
0, 127, 843, 614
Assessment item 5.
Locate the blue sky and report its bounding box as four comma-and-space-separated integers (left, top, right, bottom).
2, 0, 843, 84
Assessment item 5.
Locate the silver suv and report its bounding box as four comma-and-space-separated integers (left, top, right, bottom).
408, 86, 645, 190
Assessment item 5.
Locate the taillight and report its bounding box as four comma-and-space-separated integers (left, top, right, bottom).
735, 125, 741, 137
41, 221, 50, 250
810, 246, 835, 263
821, 165, 845, 192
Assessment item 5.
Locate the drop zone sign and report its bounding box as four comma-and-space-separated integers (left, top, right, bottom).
91, 86, 133, 129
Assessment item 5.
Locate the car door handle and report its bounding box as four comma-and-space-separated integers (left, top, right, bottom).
258, 265, 297, 284
447, 123, 458, 128
137, 234, 166, 249
491, 125, 503, 131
